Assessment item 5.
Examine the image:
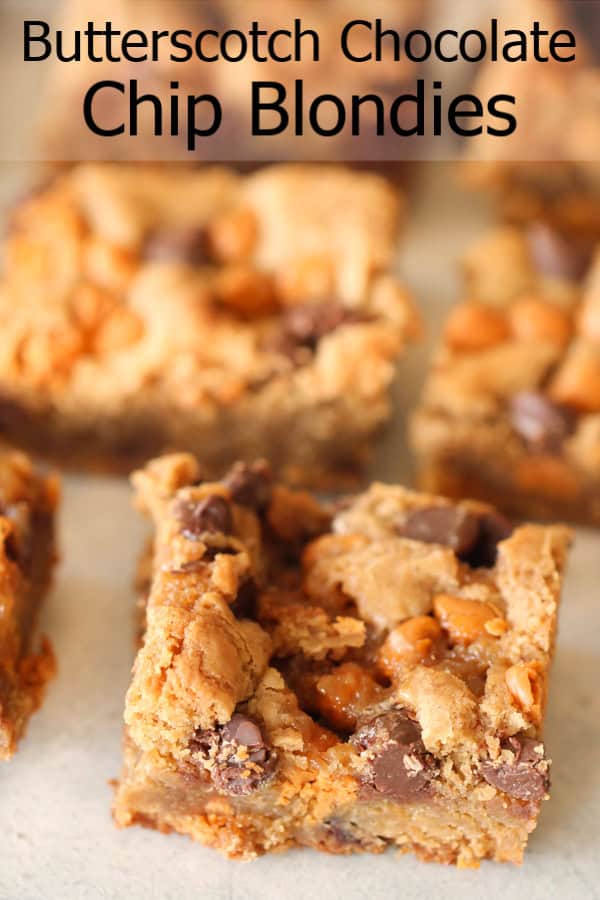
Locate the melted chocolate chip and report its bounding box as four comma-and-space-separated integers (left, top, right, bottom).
526, 223, 590, 281
222, 460, 272, 511
191, 713, 276, 796
398, 506, 481, 557
398, 503, 513, 569
466, 510, 513, 569
510, 391, 576, 454
173, 494, 233, 539
351, 710, 438, 802
480, 734, 550, 802
230, 578, 258, 619
275, 302, 369, 359
143, 226, 211, 266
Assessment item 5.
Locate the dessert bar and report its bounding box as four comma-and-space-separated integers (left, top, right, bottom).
113, 452, 570, 866
465, 0, 600, 244
0, 448, 58, 759
2, 163, 418, 486
412, 223, 600, 524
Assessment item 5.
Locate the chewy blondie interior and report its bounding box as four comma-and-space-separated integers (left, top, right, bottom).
0, 448, 58, 759
412, 223, 600, 524
113, 453, 570, 866
1, 163, 418, 486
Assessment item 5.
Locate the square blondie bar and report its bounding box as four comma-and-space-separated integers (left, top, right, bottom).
113, 453, 570, 866
0, 449, 57, 759
1, 163, 418, 487
412, 223, 600, 524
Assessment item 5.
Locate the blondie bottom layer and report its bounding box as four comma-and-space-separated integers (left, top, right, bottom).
0, 449, 58, 759
1, 164, 418, 487
412, 224, 600, 524
113, 453, 570, 866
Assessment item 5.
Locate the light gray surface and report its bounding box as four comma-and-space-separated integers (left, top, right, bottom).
0, 170, 599, 900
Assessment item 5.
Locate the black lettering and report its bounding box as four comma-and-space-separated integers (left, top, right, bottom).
434, 29, 459, 62
252, 82, 289, 135
170, 29, 193, 62
405, 29, 431, 62
341, 20, 372, 62
130, 82, 163, 136
390, 79, 425, 137
550, 29, 576, 62
83, 81, 125, 136
486, 94, 517, 136
187, 94, 222, 150
309, 94, 346, 137
448, 94, 483, 137
23, 20, 51, 61
121, 29, 149, 62
352, 94, 385, 136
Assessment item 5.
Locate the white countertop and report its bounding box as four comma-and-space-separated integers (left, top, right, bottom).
0, 168, 598, 900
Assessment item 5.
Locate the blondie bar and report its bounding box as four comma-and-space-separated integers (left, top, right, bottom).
412, 223, 600, 524
1, 163, 418, 486
113, 453, 570, 866
0, 448, 58, 759
465, 0, 600, 244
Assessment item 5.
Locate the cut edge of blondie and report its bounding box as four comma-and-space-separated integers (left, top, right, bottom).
0, 448, 59, 759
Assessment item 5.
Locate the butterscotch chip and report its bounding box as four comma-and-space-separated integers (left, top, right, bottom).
445, 302, 510, 353
509, 296, 572, 346
377, 616, 442, 676
314, 663, 380, 731
114, 455, 570, 866
215, 266, 278, 317
208, 208, 258, 263
549, 342, 600, 412
433, 594, 502, 646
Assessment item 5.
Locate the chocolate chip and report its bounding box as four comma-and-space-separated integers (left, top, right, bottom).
480, 734, 550, 802
222, 460, 272, 511
398, 505, 480, 557
230, 578, 258, 619
398, 503, 512, 569
143, 227, 211, 266
191, 713, 276, 796
526, 223, 590, 281
173, 494, 233, 539
510, 391, 576, 454
322, 819, 362, 850
466, 511, 513, 569
351, 710, 438, 802
264, 301, 365, 364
